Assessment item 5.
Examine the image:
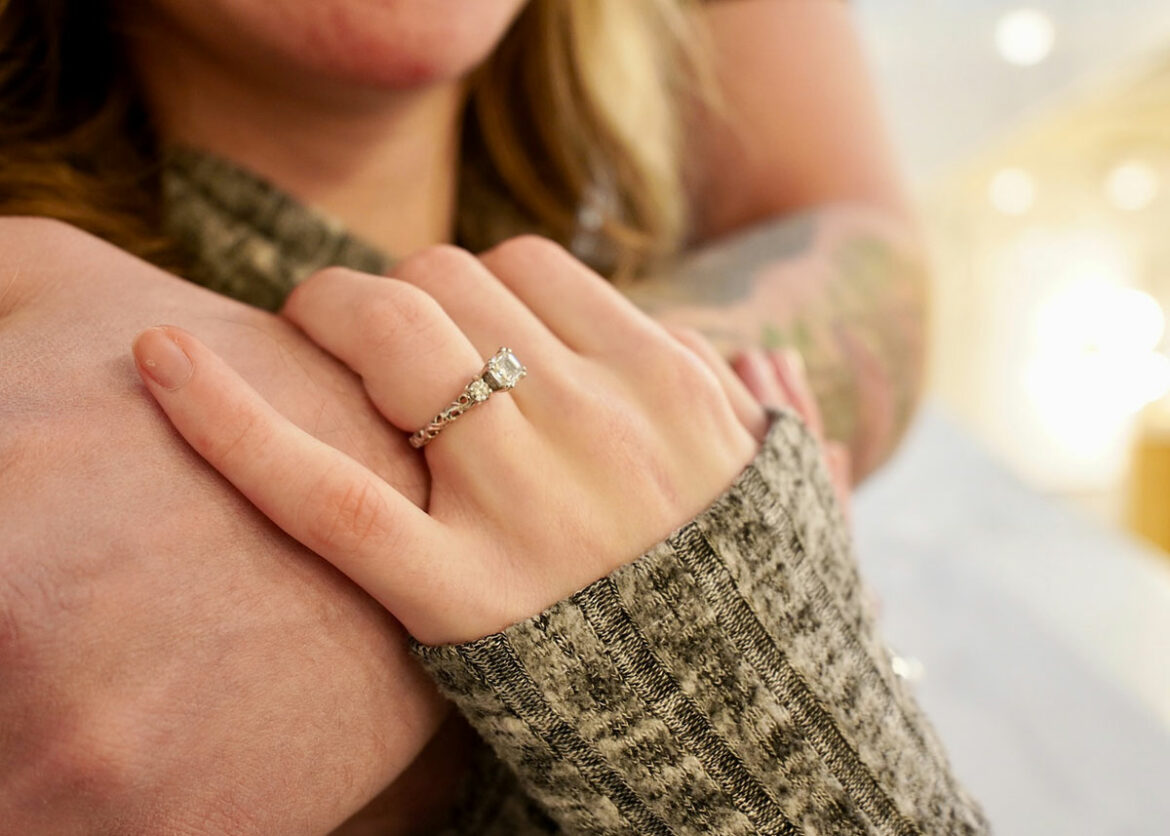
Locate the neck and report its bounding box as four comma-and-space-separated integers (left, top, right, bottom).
128, 25, 464, 260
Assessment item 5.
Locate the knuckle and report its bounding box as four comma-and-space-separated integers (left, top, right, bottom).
284, 265, 361, 317
17, 706, 143, 822
487, 234, 568, 269
665, 326, 711, 356
293, 264, 361, 297
196, 400, 270, 470
657, 341, 719, 395
394, 243, 478, 286
546, 367, 600, 417
352, 282, 446, 352
647, 348, 732, 425
312, 264, 365, 284
303, 473, 389, 555
64, 725, 140, 803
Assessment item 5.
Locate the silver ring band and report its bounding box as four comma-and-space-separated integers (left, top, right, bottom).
408, 347, 526, 448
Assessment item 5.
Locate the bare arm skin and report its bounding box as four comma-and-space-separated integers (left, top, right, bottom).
632, 0, 927, 481
0, 219, 464, 835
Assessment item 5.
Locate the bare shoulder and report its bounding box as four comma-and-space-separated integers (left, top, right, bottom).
0, 216, 97, 313
0, 217, 189, 319
0, 214, 120, 264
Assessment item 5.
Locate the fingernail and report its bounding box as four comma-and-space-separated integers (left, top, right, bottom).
133, 327, 193, 390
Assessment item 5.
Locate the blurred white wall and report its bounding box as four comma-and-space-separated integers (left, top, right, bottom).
855, 0, 1170, 183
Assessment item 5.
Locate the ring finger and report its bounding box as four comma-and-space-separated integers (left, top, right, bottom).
390, 245, 571, 375
282, 267, 526, 454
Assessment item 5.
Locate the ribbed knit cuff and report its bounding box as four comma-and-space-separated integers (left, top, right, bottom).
413, 411, 988, 835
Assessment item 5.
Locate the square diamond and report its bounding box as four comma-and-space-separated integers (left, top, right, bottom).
484, 348, 526, 390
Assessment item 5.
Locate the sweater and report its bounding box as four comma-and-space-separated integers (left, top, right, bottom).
162, 148, 989, 834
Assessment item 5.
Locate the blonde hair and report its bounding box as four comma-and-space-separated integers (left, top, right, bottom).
0, 0, 709, 280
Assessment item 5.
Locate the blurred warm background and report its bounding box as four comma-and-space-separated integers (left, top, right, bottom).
862, 1, 1170, 533
847, 3, 1170, 833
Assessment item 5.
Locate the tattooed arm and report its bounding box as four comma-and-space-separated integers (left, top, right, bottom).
630, 0, 927, 482
630, 208, 926, 483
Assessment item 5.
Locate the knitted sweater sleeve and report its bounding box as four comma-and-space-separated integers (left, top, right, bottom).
412, 411, 989, 835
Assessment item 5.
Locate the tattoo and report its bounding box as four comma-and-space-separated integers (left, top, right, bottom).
633, 215, 818, 308
627, 210, 926, 480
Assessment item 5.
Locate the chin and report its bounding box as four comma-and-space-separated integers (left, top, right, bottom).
300, 9, 516, 89
140, 0, 530, 91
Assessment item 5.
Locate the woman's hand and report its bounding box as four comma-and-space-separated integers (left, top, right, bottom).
663, 324, 852, 516
731, 347, 853, 517
131, 239, 761, 645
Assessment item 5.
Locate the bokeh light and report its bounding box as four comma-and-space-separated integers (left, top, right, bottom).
1025, 282, 1170, 475
1104, 160, 1161, 211
1035, 284, 1166, 356
995, 8, 1057, 67
989, 167, 1037, 215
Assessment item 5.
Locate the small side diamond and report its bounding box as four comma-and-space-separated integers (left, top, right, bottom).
467, 379, 491, 402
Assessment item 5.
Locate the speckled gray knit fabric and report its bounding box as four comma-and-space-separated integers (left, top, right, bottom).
162, 147, 389, 311
416, 412, 989, 835
162, 149, 988, 835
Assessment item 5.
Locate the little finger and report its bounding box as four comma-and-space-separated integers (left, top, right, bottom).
731, 348, 793, 413
669, 328, 768, 442
770, 349, 825, 440
824, 441, 853, 520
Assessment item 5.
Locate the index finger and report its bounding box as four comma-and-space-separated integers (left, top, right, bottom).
131, 325, 444, 614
